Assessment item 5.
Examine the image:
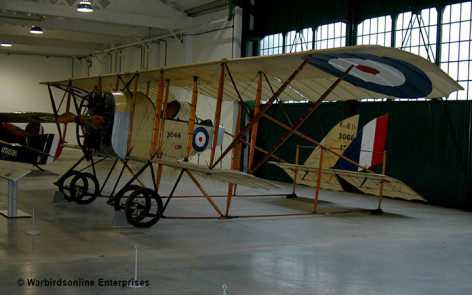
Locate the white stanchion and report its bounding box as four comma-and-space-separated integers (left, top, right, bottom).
26, 207, 41, 236
127, 244, 146, 289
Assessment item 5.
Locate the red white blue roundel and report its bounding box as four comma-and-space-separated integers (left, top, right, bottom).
306, 53, 433, 98
192, 127, 210, 152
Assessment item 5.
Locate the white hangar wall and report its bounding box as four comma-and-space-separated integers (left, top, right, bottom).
0, 7, 243, 169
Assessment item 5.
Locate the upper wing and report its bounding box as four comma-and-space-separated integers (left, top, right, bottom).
42, 45, 462, 102
129, 156, 280, 190
0, 112, 56, 123
270, 162, 425, 202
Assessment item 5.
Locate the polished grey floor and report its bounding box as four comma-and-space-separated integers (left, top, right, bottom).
1, 150, 472, 295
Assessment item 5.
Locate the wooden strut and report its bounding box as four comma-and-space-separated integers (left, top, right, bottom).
62, 81, 73, 140
378, 151, 387, 210
225, 131, 288, 164
248, 73, 263, 171
164, 209, 371, 220
151, 71, 165, 157
48, 84, 65, 143
127, 75, 140, 154
226, 102, 243, 216
210, 64, 226, 166
211, 55, 312, 169
186, 76, 199, 159
119, 159, 146, 187
292, 145, 300, 195
185, 170, 224, 216
314, 148, 324, 212
155, 79, 171, 192
250, 65, 355, 173
248, 98, 375, 174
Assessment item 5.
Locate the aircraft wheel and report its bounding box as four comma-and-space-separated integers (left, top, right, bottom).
58, 170, 81, 201
70, 172, 100, 205
125, 188, 163, 228
113, 184, 142, 211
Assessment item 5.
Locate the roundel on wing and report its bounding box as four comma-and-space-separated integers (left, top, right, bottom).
306, 52, 433, 98
192, 127, 210, 152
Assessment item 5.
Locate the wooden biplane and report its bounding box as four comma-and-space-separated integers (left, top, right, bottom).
27, 45, 461, 227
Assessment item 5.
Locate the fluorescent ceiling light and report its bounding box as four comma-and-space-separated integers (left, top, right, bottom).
77, 1, 93, 12
1, 43, 12, 47
30, 26, 43, 34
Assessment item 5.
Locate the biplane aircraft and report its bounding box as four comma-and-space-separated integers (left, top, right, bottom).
9, 45, 461, 228
0, 113, 62, 168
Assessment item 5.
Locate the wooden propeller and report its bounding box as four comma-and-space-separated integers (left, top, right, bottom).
58, 112, 105, 130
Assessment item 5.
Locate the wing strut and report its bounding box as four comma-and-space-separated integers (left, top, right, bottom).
185, 76, 199, 159
248, 73, 263, 170
127, 75, 140, 154
151, 71, 165, 157
250, 65, 354, 173
47, 84, 64, 143
226, 102, 244, 216
212, 54, 312, 169
210, 64, 225, 166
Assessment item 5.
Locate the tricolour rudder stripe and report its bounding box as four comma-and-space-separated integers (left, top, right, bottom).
42, 134, 61, 164
371, 114, 388, 167
333, 114, 389, 171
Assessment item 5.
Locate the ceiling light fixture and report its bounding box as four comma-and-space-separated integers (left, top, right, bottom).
1, 43, 12, 47
30, 26, 43, 34
77, 1, 93, 13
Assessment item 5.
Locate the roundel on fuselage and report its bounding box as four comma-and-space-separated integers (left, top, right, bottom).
192, 127, 209, 152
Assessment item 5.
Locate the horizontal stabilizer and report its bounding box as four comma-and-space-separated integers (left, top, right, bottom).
269, 162, 425, 202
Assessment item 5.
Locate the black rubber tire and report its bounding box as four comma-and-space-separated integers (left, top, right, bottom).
70, 172, 100, 205
58, 170, 81, 201
112, 184, 142, 211
124, 188, 163, 228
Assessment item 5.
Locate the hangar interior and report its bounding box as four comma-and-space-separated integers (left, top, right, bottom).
1, 0, 472, 294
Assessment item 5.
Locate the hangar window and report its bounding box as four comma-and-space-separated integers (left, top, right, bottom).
285, 28, 314, 53
441, 1, 472, 100
395, 8, 438, 62
357, 16, 392, 46
314, 22, 346, 49
260, 33, 284, 56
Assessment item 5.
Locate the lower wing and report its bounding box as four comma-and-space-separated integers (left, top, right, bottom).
129, 156, 280, 190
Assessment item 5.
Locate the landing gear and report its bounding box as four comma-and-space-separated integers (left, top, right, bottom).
125, 188, 163, 228
57, 170, 99, 204
112, 184, 142, 211
70, 172, 99, 205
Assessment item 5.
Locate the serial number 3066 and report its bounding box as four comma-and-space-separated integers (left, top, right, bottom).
338, 133, 354, 141
167, 132, 182, 138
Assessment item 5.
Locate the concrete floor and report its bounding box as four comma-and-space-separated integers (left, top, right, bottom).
1, 150, 472, 295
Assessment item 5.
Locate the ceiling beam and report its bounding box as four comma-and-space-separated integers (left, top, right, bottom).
0, 44, 94, 57
0, 34, 108, 51
0, 0, 187, 30
0, 17, 156, 39
0, 23, 132, 46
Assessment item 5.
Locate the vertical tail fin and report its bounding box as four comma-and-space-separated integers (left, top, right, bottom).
26, 134, 62, 165
333, 114, 388, 171
303, 115, 359, 169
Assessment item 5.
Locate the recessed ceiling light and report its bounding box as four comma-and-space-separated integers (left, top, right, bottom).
1, 43, 12, 47
30, 26, 43, 34
77, 1, 93, 13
